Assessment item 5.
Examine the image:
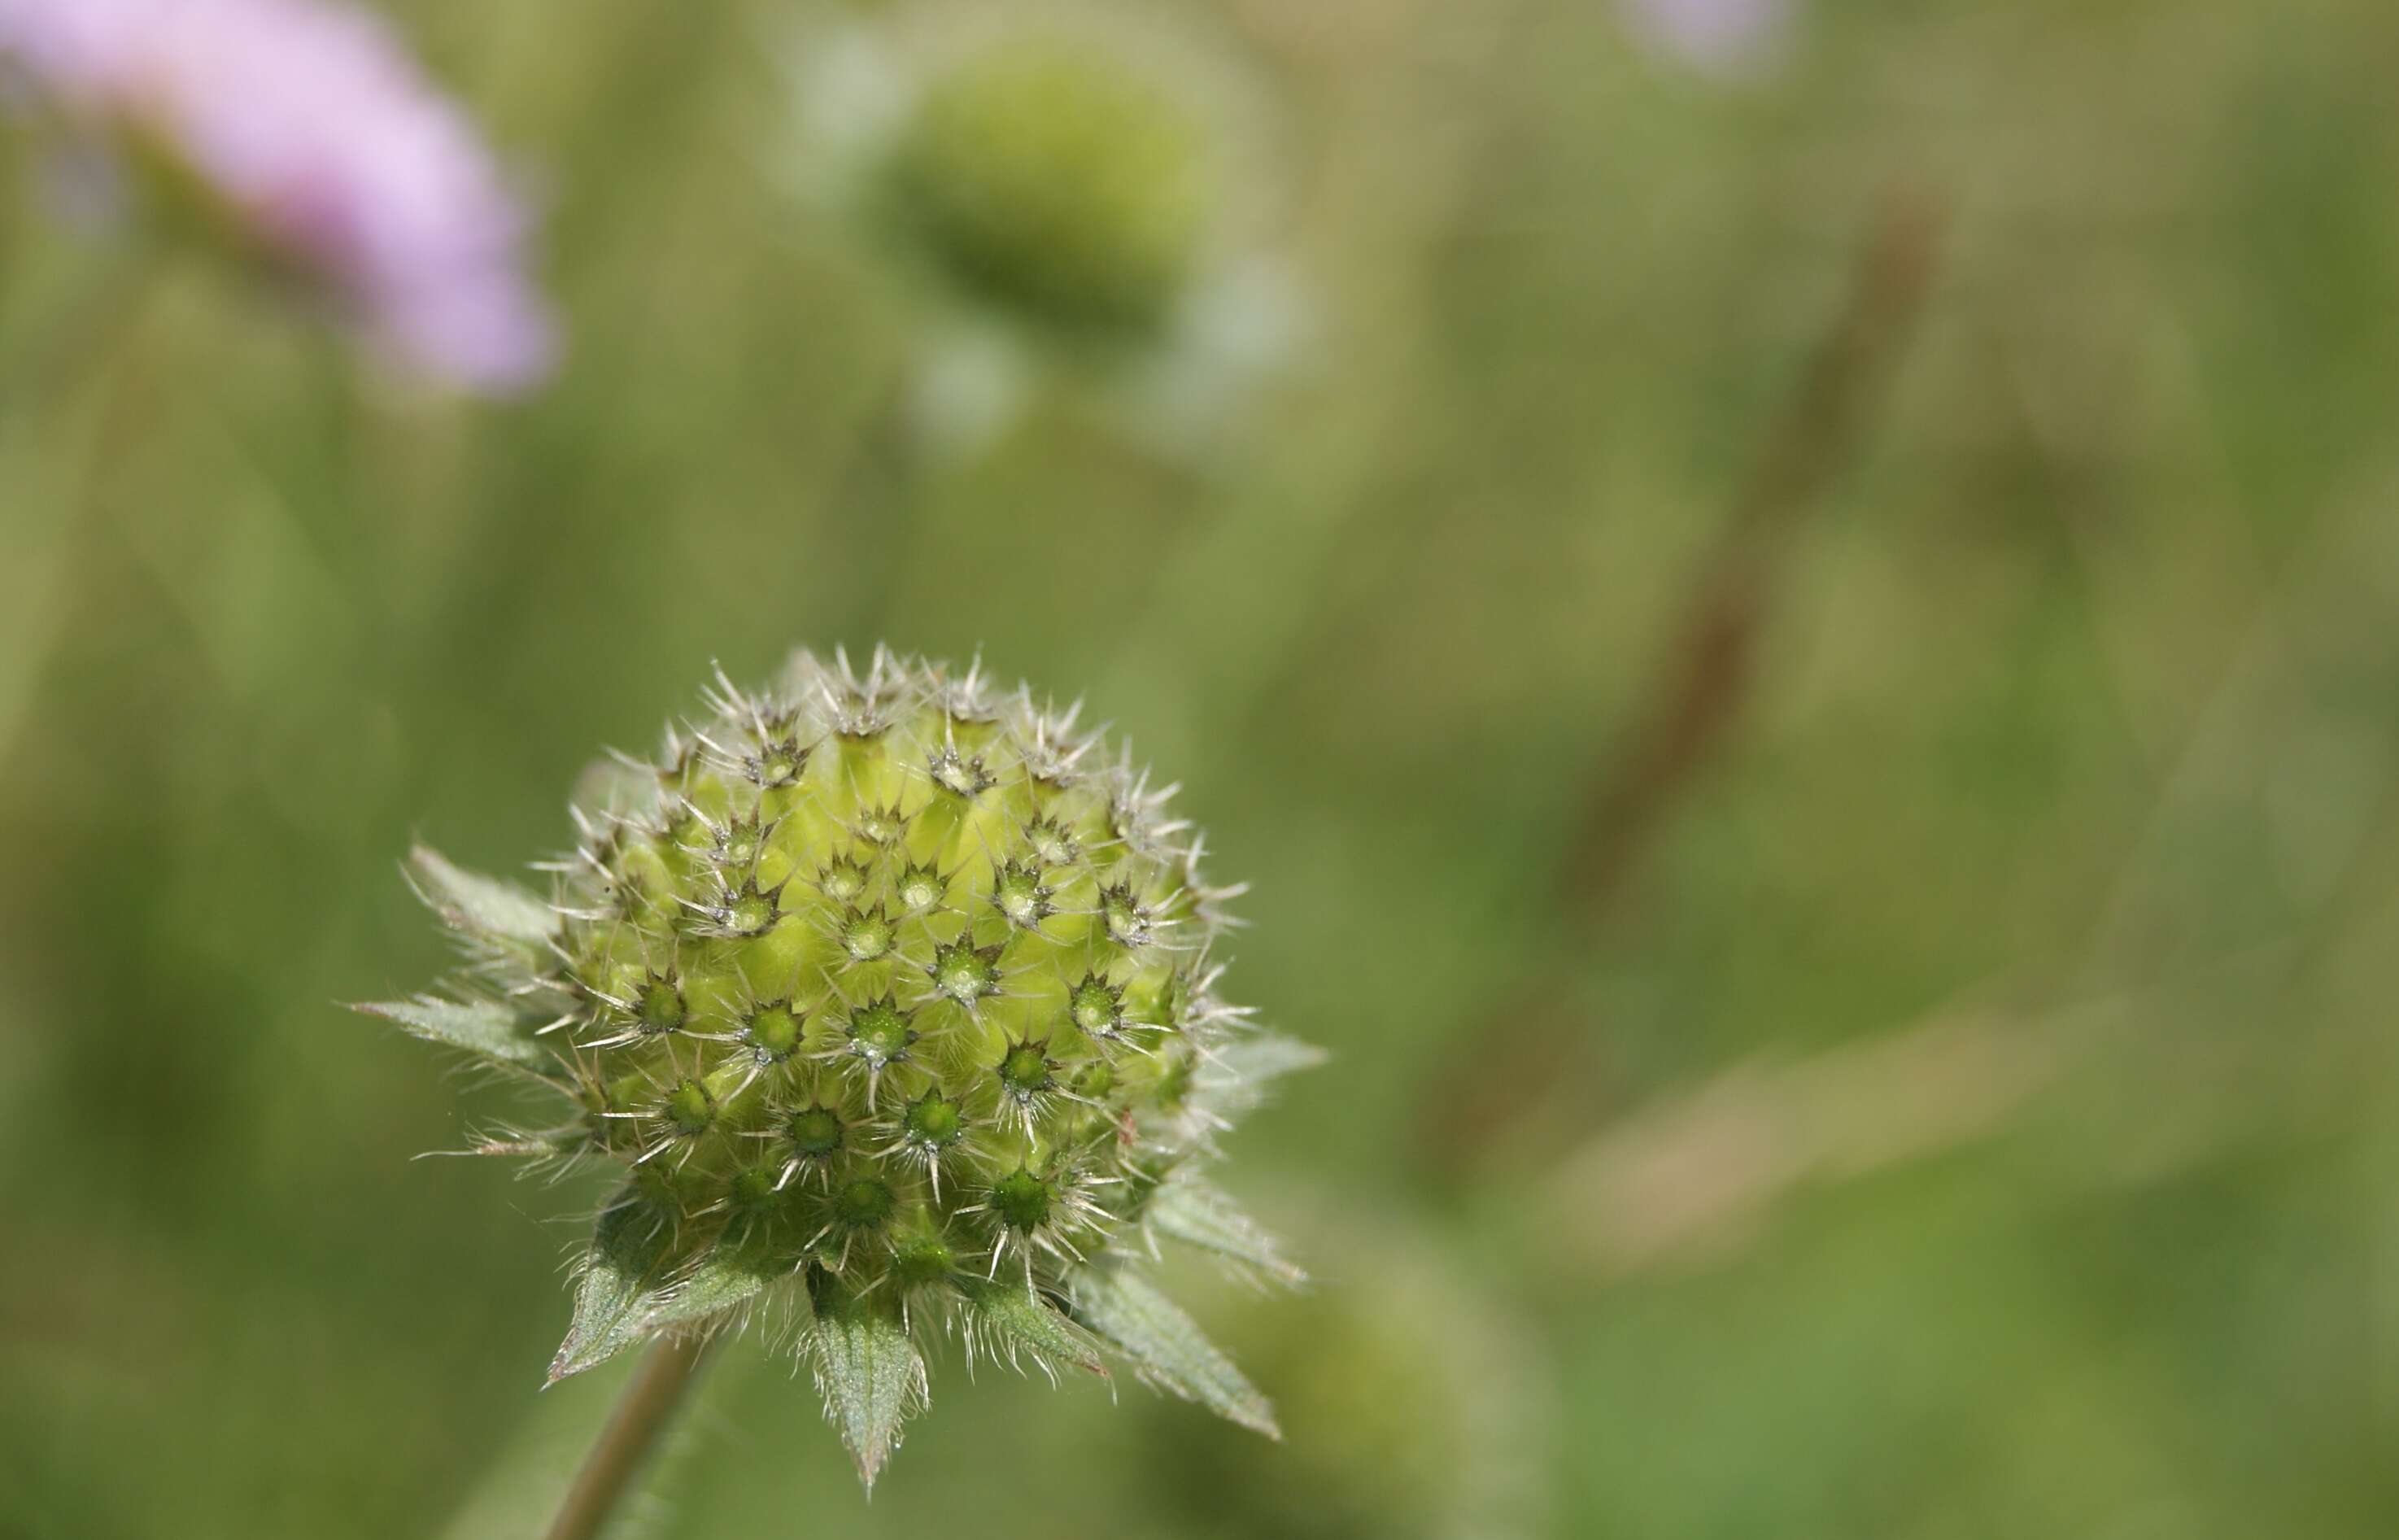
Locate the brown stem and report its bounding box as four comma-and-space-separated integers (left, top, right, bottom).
1417, 188, 1946, 1177
1557, 186, 1944, 925
543, 1333, 717, 1540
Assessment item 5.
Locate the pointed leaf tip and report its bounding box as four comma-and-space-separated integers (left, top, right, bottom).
1071, 1270, 1279, 1439
807, 1290, 927, 1488
545, 1205, 782, 1386
548, 1193, 676, 1383
406, 844, 557, 945
644, 1236, 779, 1335
570, 757, 667, 822
1149, 1180, 1306, 1286
966, 1282, 1110, 1378
351, 996, 553, 1071
1212, 1033, 1328, 1084
1193, 1034, 1327, 1120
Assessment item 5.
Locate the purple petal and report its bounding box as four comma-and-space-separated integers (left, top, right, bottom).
0, 0, 557, 394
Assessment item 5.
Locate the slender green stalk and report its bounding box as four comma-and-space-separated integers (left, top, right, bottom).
543, 1332, 718, 1540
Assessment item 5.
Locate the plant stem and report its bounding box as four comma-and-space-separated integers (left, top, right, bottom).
1412, 186, 1946, 1182
1547, 186, 1944, 927
543, 1333, 718, 1540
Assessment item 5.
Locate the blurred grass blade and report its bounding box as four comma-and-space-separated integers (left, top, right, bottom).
1071, 1268, 1278, 1437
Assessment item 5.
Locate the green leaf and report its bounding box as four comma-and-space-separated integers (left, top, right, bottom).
1193, 1032, 1325, 1119
1149, 1179, 1305, 1285
569, 756, 665, 822
351, 995, 554, 1073
407, 844, 556, 945
548, 1194, 677, 1383
962, 1281, 1109, 1378
547, 1203, 776, 1384
1071, 1269, 1278, 1438
458, 1126, 586, 1158
806, 1285, 927, 1488
646, 1233, 783, 1333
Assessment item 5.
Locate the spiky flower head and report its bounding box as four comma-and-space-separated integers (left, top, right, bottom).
784, 2, 1298, 456
0, 0, 554, 392
359, 648, 1315, 1485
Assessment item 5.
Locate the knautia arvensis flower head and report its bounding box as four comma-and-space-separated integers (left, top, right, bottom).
358, 648, 1317, 1485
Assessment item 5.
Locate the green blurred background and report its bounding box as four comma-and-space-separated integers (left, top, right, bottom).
7, 0, 2399, 1535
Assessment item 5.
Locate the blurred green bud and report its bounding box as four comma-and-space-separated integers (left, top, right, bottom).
885, 39, 1215, 339
783, 5, 1298, 458
357, 648, 1319, 1486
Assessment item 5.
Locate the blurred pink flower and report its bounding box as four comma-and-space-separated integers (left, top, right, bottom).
1623, 0, 1795, 78
0, 0, 555, 393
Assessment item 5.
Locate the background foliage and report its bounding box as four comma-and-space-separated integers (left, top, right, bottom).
6, 0, 2398, 1535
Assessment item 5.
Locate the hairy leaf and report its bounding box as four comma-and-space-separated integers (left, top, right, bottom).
1071, 1269, 1278, 1437
547, 1194, 677, 1382
351, 996, 553, 1072
806, 1286, 927, 1488
647, 1232, 783, 1333
1193, 1033, 1325, 1119
407, 844, 556, 944
1149, 1179, 1305, 1285
569, 757, 666, 823
459, 1126, 586, 1158
962, 1281, 1109, 1377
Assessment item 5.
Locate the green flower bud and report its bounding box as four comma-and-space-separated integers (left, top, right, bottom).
885, 37, 1215, 339
357, 648, 1318, 1486
783, 6, 1298, 460
789, 1102, 846, 1160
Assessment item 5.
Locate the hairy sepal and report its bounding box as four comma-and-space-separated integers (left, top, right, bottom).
549, 1192, 677, 1382
1193, 1033, 1326, 1120
961, 1280, 1110, 1380
351, 996, 558, 1075
406, 844, 556, 945
806, 1279, 927, 1489
1071, 1267, 1278, 1438
1149, 1179, 1305, 1286
547, 1196, 787, 1384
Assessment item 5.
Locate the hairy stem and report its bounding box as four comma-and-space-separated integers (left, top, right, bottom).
544, 1333, 717, 1540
